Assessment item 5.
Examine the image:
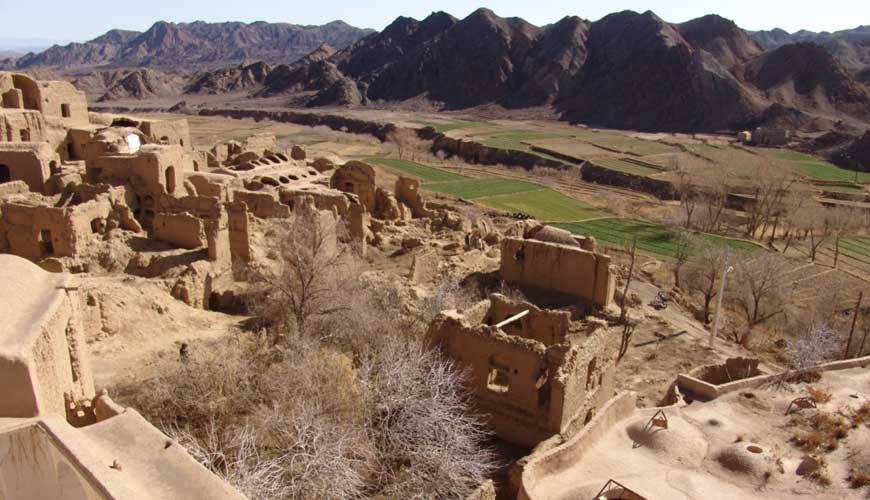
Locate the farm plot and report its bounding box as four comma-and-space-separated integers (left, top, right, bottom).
554, 219, 762, 259
760, 150, 870, 182
423, 178, 544, 199
411, 120, 490, 134
591, 158, 661, 177
478, 190, 605, 222
365, 157, 466, 182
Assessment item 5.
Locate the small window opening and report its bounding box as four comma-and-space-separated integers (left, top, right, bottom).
61, 103, 71, 118
39, 229, 54, 255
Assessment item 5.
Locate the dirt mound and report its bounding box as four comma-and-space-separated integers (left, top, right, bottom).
625, 416, 708, 466
714, 442, 769, 476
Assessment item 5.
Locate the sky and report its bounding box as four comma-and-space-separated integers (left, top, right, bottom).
0, 0, 867, 50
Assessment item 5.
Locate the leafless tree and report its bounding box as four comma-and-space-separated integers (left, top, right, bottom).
681, 243, 729, 323
619, 238, 637, 324
727, 251, 790, 344
245, 197, 353, 340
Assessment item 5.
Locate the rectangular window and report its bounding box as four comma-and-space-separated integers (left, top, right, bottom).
61, 103, 71, 118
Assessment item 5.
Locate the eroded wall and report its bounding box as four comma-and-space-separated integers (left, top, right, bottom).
500, 238, 615, 307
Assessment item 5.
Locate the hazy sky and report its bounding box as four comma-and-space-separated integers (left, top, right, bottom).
0, 0, 867, 48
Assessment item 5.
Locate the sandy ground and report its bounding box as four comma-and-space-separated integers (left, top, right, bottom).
78, 275, 246, 389
537, 367, 870, 500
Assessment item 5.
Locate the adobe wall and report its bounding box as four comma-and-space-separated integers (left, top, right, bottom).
90, 144, 184, 197
484, 293, 570, 346
0, 421, 108, 500
233, 189, 291, 218
428, 312, 555, 447
34, 80, 89, 128
139, 118, 191, 151
428, 308, 617, 448
517, 392, 638, 500
0, 141, 58, 193
331, 160, 376, 211
226, 201, 251, 262
676, 355, 870, 401
152, 212, 205, 249
0, 109, 47, 143
0, 255, 94, 419
500, 238, 615, 307
395, 176, 433, 218
1, 196, 113, 260
279, 187, 351, 216
581, 162, 677, 200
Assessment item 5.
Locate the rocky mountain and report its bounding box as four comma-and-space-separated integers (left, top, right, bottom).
256, 9, 865, 132
17, 9, 869, 133
186, 62, 273, 94
71, 68, 186, 101
7, 21, 374, 72
743, 42, 870, 117
751, 26, 870, 76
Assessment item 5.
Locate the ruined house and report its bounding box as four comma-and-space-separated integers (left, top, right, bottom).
427, 294, 617, 447
500, 232, 615, 307
751, 127, 792, 146
0, 255, 245, 499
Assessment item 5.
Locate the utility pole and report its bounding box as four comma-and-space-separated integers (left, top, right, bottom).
844, 292, 863, 359
710, 253, 734, 348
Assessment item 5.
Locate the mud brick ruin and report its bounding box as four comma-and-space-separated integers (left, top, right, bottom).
428, 293, 617, 447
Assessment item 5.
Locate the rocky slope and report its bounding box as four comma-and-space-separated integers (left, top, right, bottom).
752, 26, 870, 74
186, 62, 273, 94
71, 68, 186, 102
7, 21, 373, 71
269, 9, 865, 132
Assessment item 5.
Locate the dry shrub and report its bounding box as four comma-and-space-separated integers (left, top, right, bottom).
808, 387, 833, 404
116, 279, 496, 499
849, 470, 870, 489
809, 469, 832, 487
851, 402, 870, 428
790, 412, 851, 453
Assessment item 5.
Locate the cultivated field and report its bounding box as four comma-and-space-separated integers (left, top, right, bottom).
555, 219, 763, 259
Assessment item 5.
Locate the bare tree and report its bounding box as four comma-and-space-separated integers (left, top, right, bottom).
245, 197, 352, 340
619, 238, 637, 324
727, 251, 790, 344
681, 243, 729, 323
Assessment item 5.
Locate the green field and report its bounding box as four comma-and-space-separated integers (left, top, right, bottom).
474, 130, 567, 151
365, 157, 466, 182
423, 178, 544, 199
588, 137, 678, 156
819, 184, 866, 194
554, 219, 763, 259
412, 120, 490, 134
760, 150, 870, 182
591, 158, 661, 177
836, 237, 870, 264
478, 190, 605, 222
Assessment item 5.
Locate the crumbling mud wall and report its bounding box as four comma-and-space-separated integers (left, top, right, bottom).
395, 176, 433, 218
1, 195, 114, 259
484, 294, 570, 346
197, 108, 397, 141
0, 255, 94, 418
431, 134, 567, 171
331, 161, 376, 211
500, 238, 615, 307
428, 299, 617, 448
581, 162, 676, 200
517, 392, 638, 500
0, 141, 58, 193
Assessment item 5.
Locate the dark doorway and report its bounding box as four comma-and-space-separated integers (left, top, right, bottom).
0, 165, 10, 183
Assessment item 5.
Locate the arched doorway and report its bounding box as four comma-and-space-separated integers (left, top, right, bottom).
0, 164, 10, 183
165, 166, 176, 194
